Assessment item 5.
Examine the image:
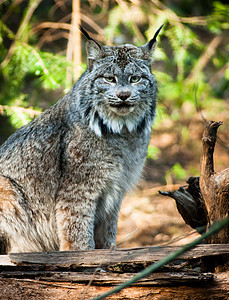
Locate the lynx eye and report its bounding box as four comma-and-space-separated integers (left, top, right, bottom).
130, 76, 141, 83
104, 76, 116, 83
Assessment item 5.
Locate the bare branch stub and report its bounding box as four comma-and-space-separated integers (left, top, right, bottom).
159, 177, 208, 233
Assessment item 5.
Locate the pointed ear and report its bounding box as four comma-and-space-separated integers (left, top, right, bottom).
141, 24, 164, 61
79, 26, 103, 71
86, 40, 104, 71
86, 40, 102, 59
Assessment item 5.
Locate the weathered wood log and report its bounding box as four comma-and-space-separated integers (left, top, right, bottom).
7, 244, 229, 271
0, 270, 214, 286
0, 245, 227, 276
0, 245, 229, 299
200, 121, 229, 243
0, 274, 228, 300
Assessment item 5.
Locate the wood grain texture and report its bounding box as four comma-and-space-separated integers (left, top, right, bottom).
200, 121, 229, 243
8, 244, 229, 267
0, 270, 214, 285
0, 273, 228, 300
1, 245, 229, 299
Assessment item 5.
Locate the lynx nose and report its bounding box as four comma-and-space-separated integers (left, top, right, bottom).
116, 91, 131, 101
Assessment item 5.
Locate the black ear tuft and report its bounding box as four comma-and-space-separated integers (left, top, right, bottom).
148, 24, 164, 50
79, 26, 102, 50
140, 24, 164, 61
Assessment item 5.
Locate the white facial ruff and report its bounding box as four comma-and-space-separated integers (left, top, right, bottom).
89, 110, 152, 137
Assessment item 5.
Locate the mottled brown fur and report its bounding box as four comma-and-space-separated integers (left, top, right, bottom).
0, 177, 18, 214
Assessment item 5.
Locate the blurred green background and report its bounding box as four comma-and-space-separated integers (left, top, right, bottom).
0, 0, 229, 185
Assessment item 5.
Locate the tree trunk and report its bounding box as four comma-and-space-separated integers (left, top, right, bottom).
160, 121, 229, 244
199, 121, 229, 243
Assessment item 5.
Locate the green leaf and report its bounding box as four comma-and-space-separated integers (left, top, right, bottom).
147, 145, 161, 160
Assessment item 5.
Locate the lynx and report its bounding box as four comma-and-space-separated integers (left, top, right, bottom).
0, 26, 162, 253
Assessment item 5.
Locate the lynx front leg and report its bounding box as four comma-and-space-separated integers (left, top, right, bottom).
94, 194, 123, 249
94, 192, 123, 249
56, 195, 97, 251
94, 212, 119, 249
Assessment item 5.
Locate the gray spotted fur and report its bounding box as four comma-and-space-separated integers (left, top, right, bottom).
0, 29, 160, 253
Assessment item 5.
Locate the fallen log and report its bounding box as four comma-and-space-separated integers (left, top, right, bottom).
0, 245, 229, 299
6, 244, 229, 271
0, 274, 228, 300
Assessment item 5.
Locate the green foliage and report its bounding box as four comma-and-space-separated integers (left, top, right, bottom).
0, 1, 74, 126
165, 163, 187, 183
0, 0, 229, 134
5, 107, 32, 128
0, 39, 72, 123
147, 145, 161, 160
1, 41, 71, 100
207, 1, 229, 33
102, 1, 228, 181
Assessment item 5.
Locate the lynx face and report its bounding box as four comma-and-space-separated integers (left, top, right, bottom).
79, 42, 158, 137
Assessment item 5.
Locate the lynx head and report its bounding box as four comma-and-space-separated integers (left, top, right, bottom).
78, 26, 163, 137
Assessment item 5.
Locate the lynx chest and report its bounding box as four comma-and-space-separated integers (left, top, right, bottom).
65, 129, 150, 201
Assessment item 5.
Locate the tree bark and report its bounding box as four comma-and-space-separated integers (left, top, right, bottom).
0, 275, 228, 300
159, 177, 208, 232
199, 121, 229, 243
160, 121, 229, 244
